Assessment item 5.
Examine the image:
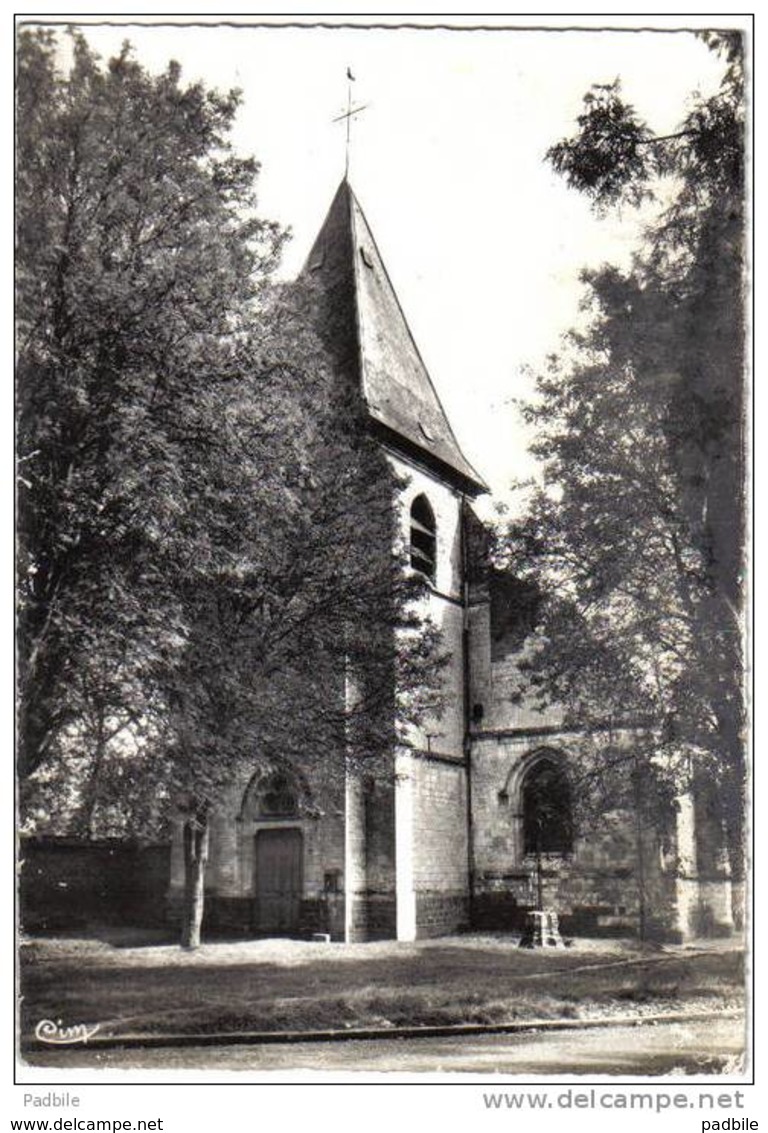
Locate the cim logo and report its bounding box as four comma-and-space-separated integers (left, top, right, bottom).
34, 1020, 100, 1045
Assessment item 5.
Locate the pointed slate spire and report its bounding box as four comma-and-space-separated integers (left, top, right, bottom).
302, 180, 488, 497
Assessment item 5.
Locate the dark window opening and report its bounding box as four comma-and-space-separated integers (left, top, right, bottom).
324, 869, 342, 894
258, 773, 298, 818
522, 758, 573, 855
410, 494, 436, 582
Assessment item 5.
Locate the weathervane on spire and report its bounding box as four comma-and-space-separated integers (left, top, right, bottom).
333, 66, 369, 179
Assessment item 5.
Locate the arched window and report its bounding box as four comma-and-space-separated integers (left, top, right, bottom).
522, 756, 573, 855
258, 772, 298, 818
241, 771, 299, 821
410, 494, 436, 582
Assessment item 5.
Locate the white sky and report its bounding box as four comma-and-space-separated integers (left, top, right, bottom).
25, 15, 735, 515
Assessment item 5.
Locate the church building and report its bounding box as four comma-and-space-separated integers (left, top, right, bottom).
168, 180, 737, 944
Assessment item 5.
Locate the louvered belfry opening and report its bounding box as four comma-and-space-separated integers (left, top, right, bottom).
410, 494, 437, 582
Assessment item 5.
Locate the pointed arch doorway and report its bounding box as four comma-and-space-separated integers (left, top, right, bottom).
241, 770, 305, 935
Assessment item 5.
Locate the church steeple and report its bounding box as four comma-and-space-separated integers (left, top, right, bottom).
302, 180, 488, 497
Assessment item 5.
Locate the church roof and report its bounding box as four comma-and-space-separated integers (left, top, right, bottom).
301, 180, 488, 496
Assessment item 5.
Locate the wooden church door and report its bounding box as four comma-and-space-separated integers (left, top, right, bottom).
254, 828, 303, 933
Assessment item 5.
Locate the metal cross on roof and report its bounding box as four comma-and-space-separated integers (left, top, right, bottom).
332, 67, 369, 179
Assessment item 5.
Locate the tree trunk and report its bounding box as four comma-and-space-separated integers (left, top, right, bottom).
722, 764, 747, 932
714, 707, 747, 929
632, 765, 647, 943
78, 704, 107, 837
181, 810, 210, 950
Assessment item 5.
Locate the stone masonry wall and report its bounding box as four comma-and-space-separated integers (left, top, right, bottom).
388, 453, 471, 938
168, 752, 348, 938
391, 455, 467, 758
22, 839, 169, 932
346, 763, 397, 942
470, 732, 683, 940
467, 594, 563, 735
411, 755, 470, 936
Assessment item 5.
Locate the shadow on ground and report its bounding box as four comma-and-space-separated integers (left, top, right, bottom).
20, 930, 745, 1040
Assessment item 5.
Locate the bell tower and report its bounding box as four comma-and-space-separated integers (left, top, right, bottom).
303, 180, 487, 939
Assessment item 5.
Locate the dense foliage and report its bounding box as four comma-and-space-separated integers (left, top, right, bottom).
17, 31, 445, 945
503, 32, 747, 864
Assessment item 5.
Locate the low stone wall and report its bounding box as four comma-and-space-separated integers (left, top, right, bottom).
20, 837, 170, 932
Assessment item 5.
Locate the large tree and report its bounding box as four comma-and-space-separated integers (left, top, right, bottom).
153, 287, 445, 948
17, 30, 445, 947
502, 32, 747, 897
17, 28, 281, 784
